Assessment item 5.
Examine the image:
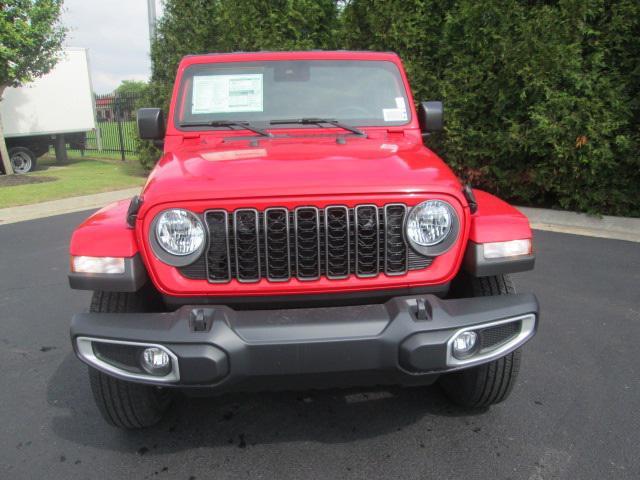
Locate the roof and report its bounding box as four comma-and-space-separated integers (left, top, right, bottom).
178, 50, 402, 69
95, 97, 114, 106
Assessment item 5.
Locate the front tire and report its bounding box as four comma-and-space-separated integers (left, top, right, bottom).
89, 367, 172, 429
87, 291, 173, 429
439, 274, 522, 408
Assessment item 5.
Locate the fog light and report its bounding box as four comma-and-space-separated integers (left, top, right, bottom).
452, 331, 478, 359
140, 347, 171, 376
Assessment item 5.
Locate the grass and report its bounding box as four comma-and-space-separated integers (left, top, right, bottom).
0, 155, 148, 208
63, 120, 140, 161
64, 149, 139, 162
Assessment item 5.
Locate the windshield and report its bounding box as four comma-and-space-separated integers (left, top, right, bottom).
174, 60, 411, 130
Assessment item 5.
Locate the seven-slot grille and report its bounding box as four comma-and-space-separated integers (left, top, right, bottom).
179, 204, 433, 283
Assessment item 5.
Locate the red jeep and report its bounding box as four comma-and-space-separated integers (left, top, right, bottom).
69, 51, 538, 429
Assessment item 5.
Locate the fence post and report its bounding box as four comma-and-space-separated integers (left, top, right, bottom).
96, 126, 103, 151
114, 94, 126, 161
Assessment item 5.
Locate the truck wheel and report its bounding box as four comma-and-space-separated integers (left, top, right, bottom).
439, 274, 522, 408
9, 147, 37, 174
87, 291, 173, 429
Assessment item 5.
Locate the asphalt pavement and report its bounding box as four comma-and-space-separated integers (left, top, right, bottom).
1, 211, 638, 479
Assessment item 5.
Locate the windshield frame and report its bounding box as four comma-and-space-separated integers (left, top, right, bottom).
172, 59, 413, 133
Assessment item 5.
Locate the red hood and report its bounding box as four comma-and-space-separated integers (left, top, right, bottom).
140, 134, 463, 209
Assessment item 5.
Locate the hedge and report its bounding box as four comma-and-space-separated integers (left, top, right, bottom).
140, 0, 640, 216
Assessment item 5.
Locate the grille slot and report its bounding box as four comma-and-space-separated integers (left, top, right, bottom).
234, 209, 260, 282
264, 208, 291, 281
479, 322, 521, 350
92, 342, 144, 373
355, 205, 379, 277
325, 206, 350, 279
295, 207, 321, 280
384, 204, 408, 275
180, 204, 434, 282
205, 210, 231, 282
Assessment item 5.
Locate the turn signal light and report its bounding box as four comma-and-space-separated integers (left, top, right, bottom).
71, 256, 125, 274
483, 239, 532, 259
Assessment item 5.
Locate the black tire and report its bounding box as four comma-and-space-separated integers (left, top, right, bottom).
87, 290, 173, 429
9, 146, 37, 174
439, 274, 522, 408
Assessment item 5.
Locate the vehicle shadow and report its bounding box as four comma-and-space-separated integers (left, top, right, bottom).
32, 155, 86, 172
48, 353, 486, 455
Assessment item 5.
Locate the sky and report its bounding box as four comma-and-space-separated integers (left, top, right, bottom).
61, 0, 163, 94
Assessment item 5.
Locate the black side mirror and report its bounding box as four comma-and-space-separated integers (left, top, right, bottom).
137, 108, 165, 140
418, 101, 444, 134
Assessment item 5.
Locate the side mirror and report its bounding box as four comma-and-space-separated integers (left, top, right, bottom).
418, 101, 444, 134
137, 108, 165, 140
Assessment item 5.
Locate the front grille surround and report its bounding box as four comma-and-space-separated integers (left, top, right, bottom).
182, 203, 435, 283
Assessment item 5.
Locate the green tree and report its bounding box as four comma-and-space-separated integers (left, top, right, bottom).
139, 0, 640, 215
114, 79, 148, 96
0, 0, 66, 174
342, 0, 640, 216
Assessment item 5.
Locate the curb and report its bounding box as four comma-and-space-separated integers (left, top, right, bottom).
517, 206, 640, 243
0, 187, 141, 226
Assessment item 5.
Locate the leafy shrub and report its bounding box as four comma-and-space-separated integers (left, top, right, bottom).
342, 0, 640, 216
144, 0, 640, 216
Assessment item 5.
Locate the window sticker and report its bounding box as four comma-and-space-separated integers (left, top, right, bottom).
383, 96, 408, 122
192, 74, 263, 114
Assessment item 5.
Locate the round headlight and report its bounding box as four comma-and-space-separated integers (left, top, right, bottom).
155, 209, 205, 256
405, 200, 458, 255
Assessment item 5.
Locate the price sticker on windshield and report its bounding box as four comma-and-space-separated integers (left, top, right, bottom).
383, 97, 408, 122
192, 74, 264, 114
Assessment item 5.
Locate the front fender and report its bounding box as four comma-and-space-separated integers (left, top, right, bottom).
70, 200, 138, 257
463, 190, 535, 276
69, 199, 147, 291
468, 190, 532, 243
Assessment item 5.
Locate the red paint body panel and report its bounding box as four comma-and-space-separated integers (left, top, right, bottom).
469, 190, 532, 243
69, 200, 138, 257
69, 51, 533, 297
138, 135, 463, 211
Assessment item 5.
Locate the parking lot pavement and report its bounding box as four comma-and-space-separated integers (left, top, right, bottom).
1, 211, 638, 480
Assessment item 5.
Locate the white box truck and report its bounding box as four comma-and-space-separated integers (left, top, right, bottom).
0, 48, 96, 173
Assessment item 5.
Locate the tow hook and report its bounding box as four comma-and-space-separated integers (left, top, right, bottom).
190, 308, 213, 332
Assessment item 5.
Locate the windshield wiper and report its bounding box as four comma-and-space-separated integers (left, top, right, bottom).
179, 120, 272, 137
269, 118, 366, 137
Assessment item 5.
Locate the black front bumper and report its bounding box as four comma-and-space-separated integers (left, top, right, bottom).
70, 293, 539, 391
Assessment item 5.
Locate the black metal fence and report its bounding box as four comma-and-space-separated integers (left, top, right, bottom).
71, 92, 143, 161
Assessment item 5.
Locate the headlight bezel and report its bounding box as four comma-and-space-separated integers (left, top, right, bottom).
404, 200, 459, 257
149, 209, 207, 267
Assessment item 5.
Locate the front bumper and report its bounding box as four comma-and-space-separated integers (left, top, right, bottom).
70, 293, 539, 391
